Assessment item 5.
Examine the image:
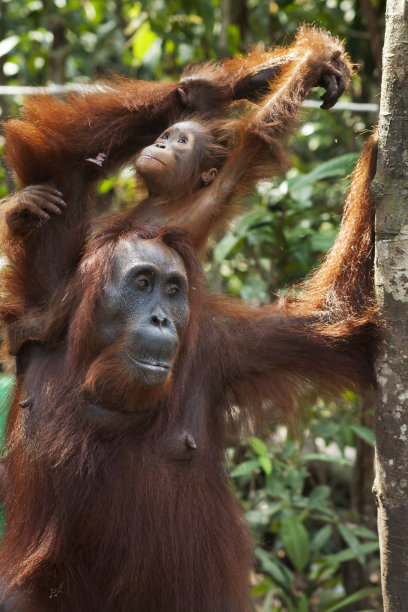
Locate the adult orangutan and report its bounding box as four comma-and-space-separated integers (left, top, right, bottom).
0, 27, 380, 612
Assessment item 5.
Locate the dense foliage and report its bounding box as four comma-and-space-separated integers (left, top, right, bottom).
0, 1, 385, 609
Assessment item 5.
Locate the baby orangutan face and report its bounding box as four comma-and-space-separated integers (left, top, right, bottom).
135, 121, 217, 195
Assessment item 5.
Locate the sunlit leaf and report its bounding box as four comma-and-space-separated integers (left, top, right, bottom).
0, 36, 19, 58
132, 22, 157, 61
259, 456, 272, 475
249, 437, 267, 456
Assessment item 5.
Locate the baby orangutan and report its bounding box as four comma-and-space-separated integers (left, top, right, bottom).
5, 25, 350, 258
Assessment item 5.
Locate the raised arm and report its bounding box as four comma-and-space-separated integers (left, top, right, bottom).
175, 27, 351, 252
3, 35, 329, 189
2, 49, 301, 317
201, 134, 380, 424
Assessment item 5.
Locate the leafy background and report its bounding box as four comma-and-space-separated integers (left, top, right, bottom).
0, 1, 385, 610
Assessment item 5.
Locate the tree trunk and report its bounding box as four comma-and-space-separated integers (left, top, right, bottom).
219, 0, 230, 57
372, 1, 408, 609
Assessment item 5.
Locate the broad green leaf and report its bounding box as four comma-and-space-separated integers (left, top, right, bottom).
298, 594, 309, 612
213, 232, 244, 262
281, 441, 296, 460
255, 548, 294, 590
350, 424, 375, 447
281, 516, 310, 572
308, 485, 331, 508
290, 184, 313, 206
246, 502, 281, 528
311, 524, 333, 554
310, 232, 336, 252
98, 178, 115, 194
230, 459, 259, 477
323, 587, 378, 612
259, 456, 272, 475
132, 22, 157, 61
301, 453, 352, 467
249, 437, 267, 456
0, 374, 14, 413
251, 576, 273, 597
352, 524, 379, 540
324, 541, 379, 565
261, 590, 274, 612
288, 153, 359, 191
337, 523, 365, 564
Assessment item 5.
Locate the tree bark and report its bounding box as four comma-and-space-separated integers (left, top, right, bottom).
372, 1, 408, 609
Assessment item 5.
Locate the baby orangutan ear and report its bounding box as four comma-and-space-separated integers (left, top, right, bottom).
201, 168, 218, 186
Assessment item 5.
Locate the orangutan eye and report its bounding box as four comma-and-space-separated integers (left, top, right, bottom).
167, 285, 179, 296
161, 134, 169, 140
177, 138, 187, 144
136, 277, 149, 289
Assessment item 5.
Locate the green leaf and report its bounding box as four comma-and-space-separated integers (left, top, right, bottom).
288, 153, 359, 192
249, 437, 267, 456
311, 524, 333, 555
0, 374, 14, 411
298, 594, 309, 612
301, 453, 352, 467
310, 232, 336, 252
290, 184, 313, 206
281, 441, 296, 460
337, 523, 365, 564
0, 374, 13, 446
230, 459, 260, 477
251, 576, 273, 597
323, 587, 378, 612
281, 516, 310, 572
132, 22, 157, 61
324, 541, 379, 565
213, 232, 244, 262
352, 525, 378, 540
259, 456, 272, 475
350, 424, 375, 447
308, 485, 331, 508
246, 502, 281, 528
98, 178, 115, 194
255, 548, 294, 590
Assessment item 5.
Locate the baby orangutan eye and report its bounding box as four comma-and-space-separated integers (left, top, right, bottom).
167, 286, 179, 296
161, 134, 169, 140
177, 138, 187, 144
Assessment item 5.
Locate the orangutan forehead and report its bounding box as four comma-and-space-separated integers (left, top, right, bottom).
112, 237, 187, 281
167, 121, 208, 139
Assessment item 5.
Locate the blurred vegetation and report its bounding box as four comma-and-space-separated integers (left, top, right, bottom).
0, 0, 385, 610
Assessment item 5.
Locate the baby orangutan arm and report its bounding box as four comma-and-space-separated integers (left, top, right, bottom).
175, 26, 351, 253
